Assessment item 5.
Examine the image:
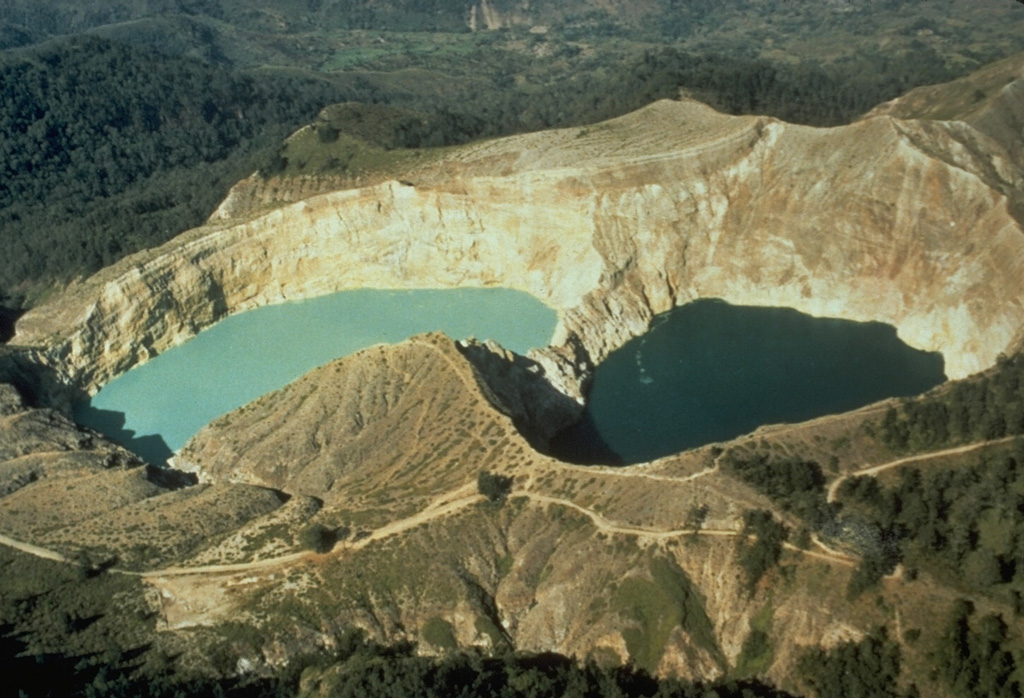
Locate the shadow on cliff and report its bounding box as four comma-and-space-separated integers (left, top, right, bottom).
0, 348, 175, 467
72, 404, 174, 467
547, 411, 624, 466
0, 305, 24, 344
456, 339, 623, 466
0, 346, 74, 409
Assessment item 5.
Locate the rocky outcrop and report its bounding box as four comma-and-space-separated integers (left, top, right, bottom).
14, 69, 1024, 406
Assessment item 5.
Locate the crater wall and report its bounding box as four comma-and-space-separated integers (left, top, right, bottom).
13, 98, 1024, 403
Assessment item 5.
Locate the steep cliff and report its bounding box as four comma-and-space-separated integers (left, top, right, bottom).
13, 57, 1024, 407
7, 58, 1024, 687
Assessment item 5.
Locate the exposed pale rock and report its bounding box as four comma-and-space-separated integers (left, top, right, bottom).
13, 66, 1024, 404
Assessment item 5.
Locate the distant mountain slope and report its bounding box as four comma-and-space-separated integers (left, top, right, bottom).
4, 0, 1024, 59
3, 1, 1023, 319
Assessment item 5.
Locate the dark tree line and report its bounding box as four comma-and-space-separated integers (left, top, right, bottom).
1, 623, 802, 698
722, 453, 832, 528
585, 46, 956, 129
837, 444, 1024, 599
797, 631, 904, 698
876, 353, 1024, 451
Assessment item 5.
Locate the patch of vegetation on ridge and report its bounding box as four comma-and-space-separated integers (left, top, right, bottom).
874, 352, 1024, 453
836, 445, 1024, 603
721, 451, 832, 529
421, 616, 458, 650
735, 602, 775, 679
611, 555, 720, 674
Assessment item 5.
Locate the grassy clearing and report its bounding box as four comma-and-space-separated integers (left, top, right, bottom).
735, 601, 774, 678
422, 616, 458, 650
612, 555, 717, 673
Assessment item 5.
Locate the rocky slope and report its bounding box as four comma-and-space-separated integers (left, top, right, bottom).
12, 55, 1024, 409
163, 332, 892, 687
0, 328, 1014, 692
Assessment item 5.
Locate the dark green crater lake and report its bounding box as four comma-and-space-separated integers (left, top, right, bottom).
551, 299, 947, 465
74, 288, 557, 465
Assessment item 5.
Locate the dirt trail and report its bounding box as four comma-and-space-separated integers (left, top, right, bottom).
826, 435, 1018, 503
522, 491, 738, 539
521, 491, 855, 566
0, 532, 67, 563
146, 483, 482, 577
140, 551, 311, 578
348, 482, 480, 550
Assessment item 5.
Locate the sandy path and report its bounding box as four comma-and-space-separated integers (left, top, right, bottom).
521, 491, 855, 566
1, 466, 870, 579
826, 435, 1018, 503
0, 532, 67, 563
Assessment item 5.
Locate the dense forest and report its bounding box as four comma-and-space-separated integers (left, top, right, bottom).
875, 353, 1024, 452
836, 444, 1024, 602
0, 36, 355, 307
578, 47, 957, 129
0, 23, 992, 323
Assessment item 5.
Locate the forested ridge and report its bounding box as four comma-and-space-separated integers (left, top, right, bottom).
0, 24, 1000, 320
0, 36, 355, 309
876, 353, 1024, 452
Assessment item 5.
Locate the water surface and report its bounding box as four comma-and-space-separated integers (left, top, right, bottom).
551, 299, 946, 464
75, 288, 557, 464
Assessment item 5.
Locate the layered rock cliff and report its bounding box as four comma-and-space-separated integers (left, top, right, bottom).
7, 59, 1024, 689
13, 61, 1024, 407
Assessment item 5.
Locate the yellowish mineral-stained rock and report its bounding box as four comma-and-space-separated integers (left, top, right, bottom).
14, 62, 1024, 402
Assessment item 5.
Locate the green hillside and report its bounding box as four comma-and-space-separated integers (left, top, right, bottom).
2, 0, 1023, 320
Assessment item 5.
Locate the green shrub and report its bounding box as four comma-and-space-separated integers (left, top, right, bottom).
299, 524, 338, 554
421, 616, 457, 650
477, 471, 513, 503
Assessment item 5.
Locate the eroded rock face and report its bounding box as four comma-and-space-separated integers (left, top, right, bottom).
13, 74, 1024, 401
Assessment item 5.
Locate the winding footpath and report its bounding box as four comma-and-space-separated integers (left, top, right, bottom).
825, 435, 1019, 503
6, 437, 1014, 581
0, 532, 67, 563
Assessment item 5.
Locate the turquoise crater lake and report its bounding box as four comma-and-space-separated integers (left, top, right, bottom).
551, 299, 947, 465
74, 288, 558, 464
